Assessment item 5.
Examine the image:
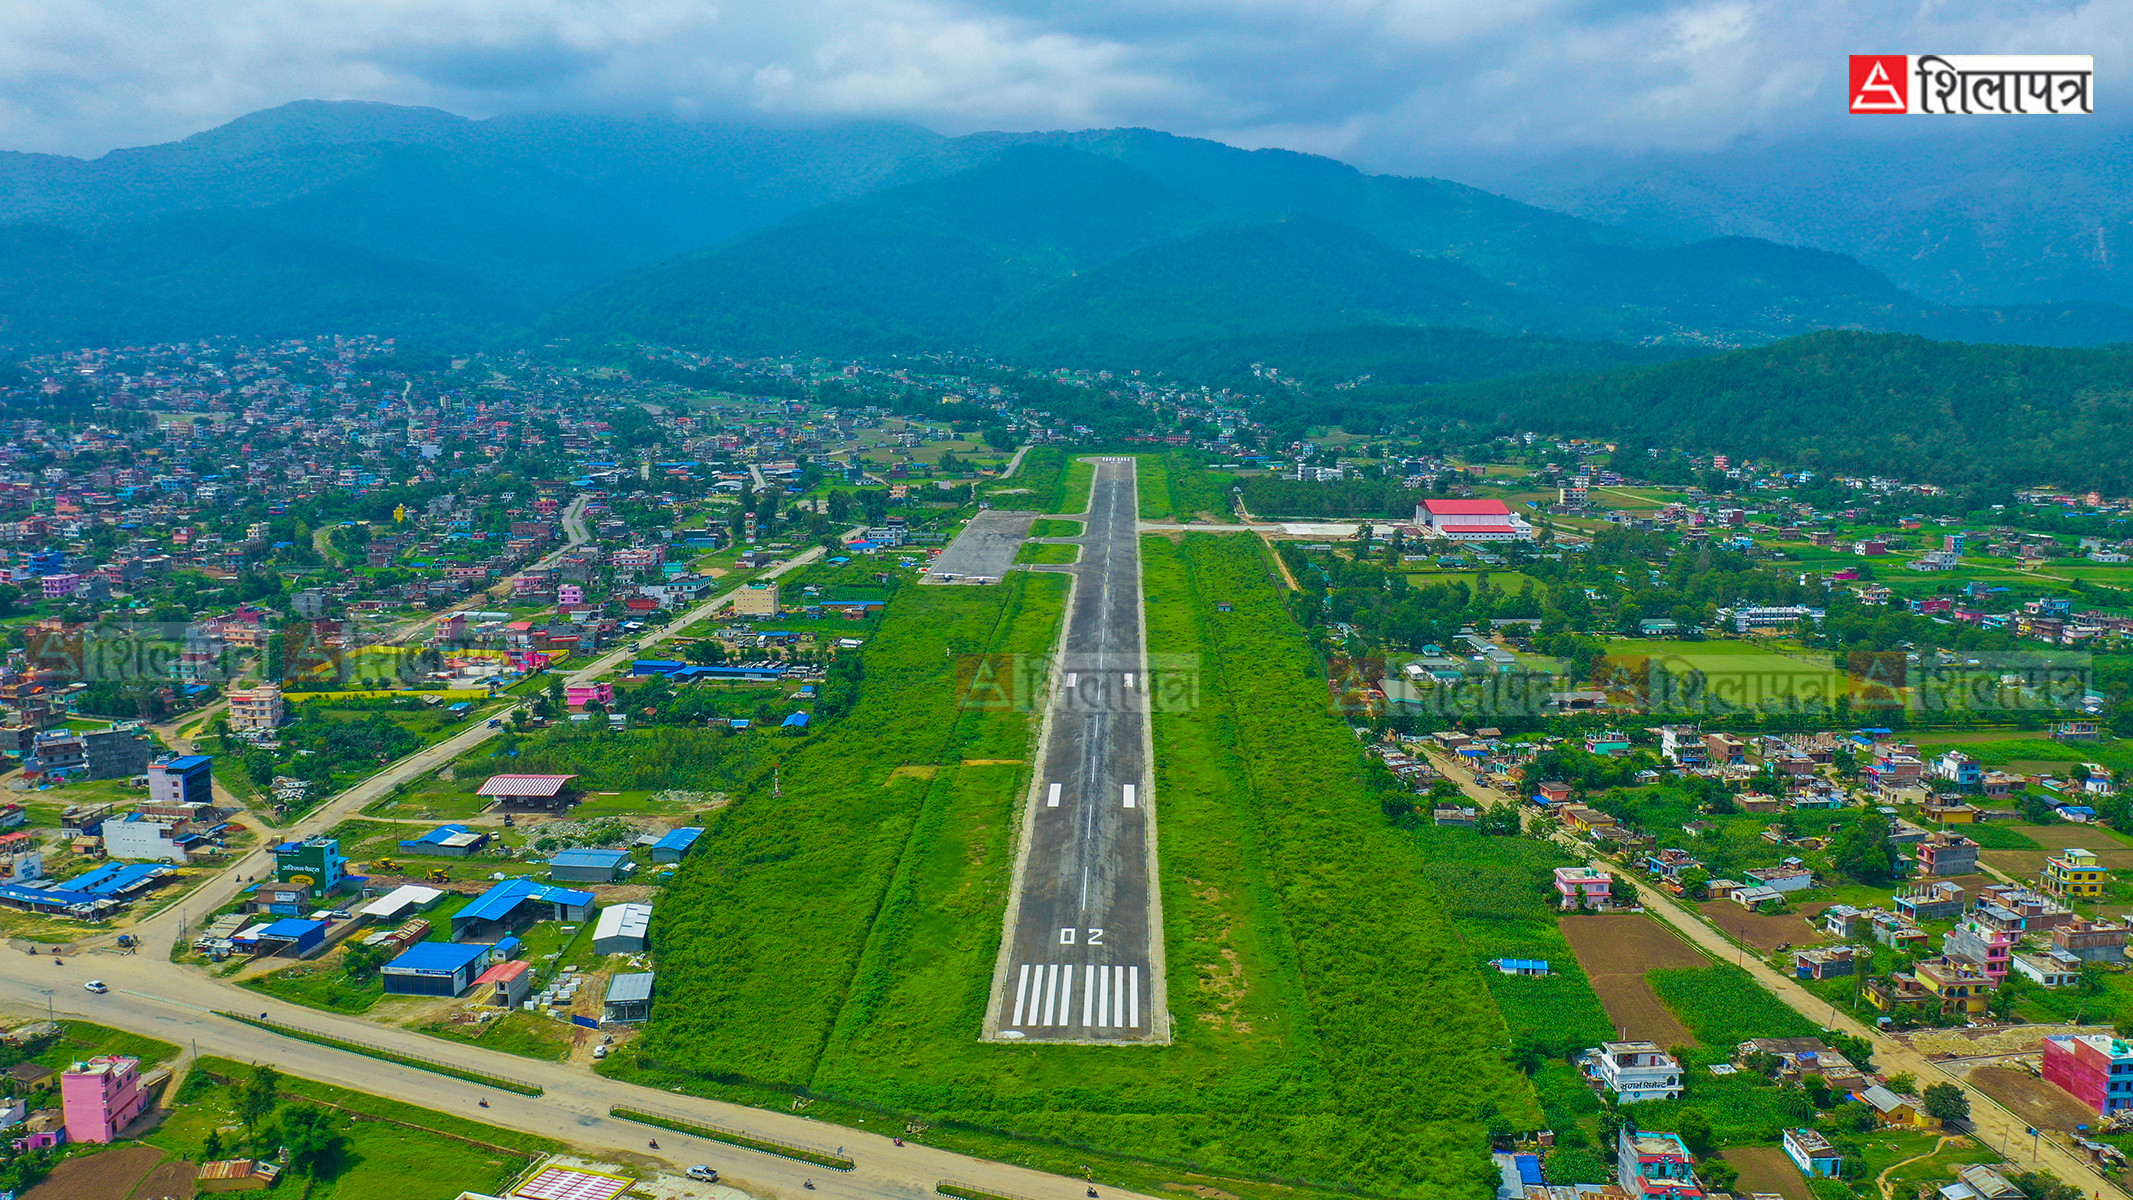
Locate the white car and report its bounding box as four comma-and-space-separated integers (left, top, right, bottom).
83, 980, 108, 994
591, 1045, 609, 1059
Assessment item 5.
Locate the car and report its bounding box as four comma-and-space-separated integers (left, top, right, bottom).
83, 980, 108, 994
591, 1045, 609, 1059
686, 1166, 719, 1182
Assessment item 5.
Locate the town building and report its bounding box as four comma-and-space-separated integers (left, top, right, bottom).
731, 582, 781, 616
272, 837, 349, 892
1913, 957, 1993, 1016
1552, 866, 1611, 910
1783, 1128, 1842, 1178
547, 848, 632, 883
1944, 919, 2017, 983
381, 941, 493, 997
2055, 917, 2130, 963
146, 755, 214, 808
1415, 498, 1534, 542
1914, 831, 1979, 878
2042, 848, 2108, 901
100, 813, 203, 864
225, 684, 285, 734
1583, 1042, 1684, 1102
1615, 1128, 1702, 1200
1894, 881, 1966, 923
60, 1056, 147, 1144
650, 827, 703, 864
2043, 1033, 2133, 1115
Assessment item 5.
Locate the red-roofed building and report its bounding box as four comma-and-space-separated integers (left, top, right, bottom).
1417, 498, 1534, 542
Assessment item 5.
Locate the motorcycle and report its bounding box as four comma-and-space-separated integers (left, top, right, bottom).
478, 1100, 489, 1108
648, 1140, 659, 1150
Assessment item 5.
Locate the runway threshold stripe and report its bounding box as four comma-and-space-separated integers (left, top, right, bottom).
1113, 964, 1126, 1028
1012, 964, 1030, 1026
1083, 966, 1097, 1027
1041, 965, 1059, 1026
1066, 673, 1078, 688
1047, 783, 1061, 808
1124, 673, 1135, 688
1057, 967, 1073, 1026
1129, 966, 1140, 1029
1123, 784, 1136, 809
1095, 962, 1110, 1028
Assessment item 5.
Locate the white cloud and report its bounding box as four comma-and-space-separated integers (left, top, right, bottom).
0, 0, 2122, 167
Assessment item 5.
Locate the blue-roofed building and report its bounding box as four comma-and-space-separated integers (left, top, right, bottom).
650, 827, 703, 865
382, 941, 494, 996
147, 755, 214, 808
449, 878, 596, 941
781, 712, 810, 728
253, 918, 327, 958
1488, 958, 1551, 976
398, 824, 491, 858
548, 848, 632, 883
66, 862, 173, 898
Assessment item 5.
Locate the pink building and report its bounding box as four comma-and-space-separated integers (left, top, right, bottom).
1554, 866, 1612, 910
40, 573, 80, 599
565, 683, 614, 710
2043, 1033, 2133, 1115
557, 584, 585, 607
61, 1056, 147, 1143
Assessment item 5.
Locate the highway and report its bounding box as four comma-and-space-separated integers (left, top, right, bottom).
1422, 747, 2123, 1199
984, 458, 1168, 1044
0, 513, 1184, 1198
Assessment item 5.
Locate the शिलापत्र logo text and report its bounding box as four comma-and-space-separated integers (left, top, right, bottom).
1850, 54, 2092, 114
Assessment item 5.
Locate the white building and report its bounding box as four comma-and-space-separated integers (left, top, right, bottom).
101, 813, 195, 863
1415, 498, 1534, 542
1585, 1041, 1685, 1102
592, 902, 653, 956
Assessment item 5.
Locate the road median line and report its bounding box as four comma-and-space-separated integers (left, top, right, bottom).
217, 1011, 543, 1095
607, 1105, 854, 1170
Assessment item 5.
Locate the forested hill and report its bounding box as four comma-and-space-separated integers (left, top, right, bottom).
1340, 331, 2133, 494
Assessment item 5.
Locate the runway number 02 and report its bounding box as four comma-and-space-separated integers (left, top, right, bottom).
1059, 928, 1105, 945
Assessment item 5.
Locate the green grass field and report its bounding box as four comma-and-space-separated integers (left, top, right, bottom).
150, 1056, 559, 1199
1013, 541, 1079, 564
1028, 519, 1083, 538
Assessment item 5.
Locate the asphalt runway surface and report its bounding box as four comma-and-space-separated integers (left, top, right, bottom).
985, 458, 1166, 1043
922, 510, 1038, 583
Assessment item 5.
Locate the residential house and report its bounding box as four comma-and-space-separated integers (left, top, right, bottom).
1869, 910, 1931, 952
1858, 1085, 1929, 1128
1895, 881, 1966, 923
1783, 1128, 1843, 1178
1616, 1128, 1703, 1200
1913, 957, 1993, 1017
2012, 948, 2084, 989
2055, 917, 2130, 964
1744, 866, 1813, 893
1739, 1038, 1868, 1092
1582, 1041, 1685, 1103
1795, 945, 1862, 980
60, 1057, 147, 1144
2041, 848, 2107, 902
1915, 831, 1980, 878
1944, 920, 2017, 983
1552, 866, 1611, 910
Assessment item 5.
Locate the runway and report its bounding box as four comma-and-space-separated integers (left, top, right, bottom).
983, 458, 1167, 1044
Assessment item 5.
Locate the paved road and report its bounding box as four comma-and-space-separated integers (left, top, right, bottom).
564, 539, 842, 686
985, 459, 1168, 1044
1422, 749, 2123, 1198
6, 965, 1159, 1200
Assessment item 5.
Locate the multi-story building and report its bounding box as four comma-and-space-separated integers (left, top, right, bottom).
1895, 881, 1966, 923
145, 755, 213, 808
61, 1056, 147, 1143
1914, 957, 1993, 1016
1552, 866, 1611, 910
1584, 1041, 1685, 1103
2042, 848, 2108, 902
225, 684, 284, 734
1915, 832, 1979, 878
731, 582, 780, 616
2043, 1033, 2133, 1115
101, 813, 202, 864
1616, 1128, 1703, 1200
2055, 917, 2130, 963
1944, 920, 2017, 983
1415, 498, 1534, 542
272, 836, 348, 892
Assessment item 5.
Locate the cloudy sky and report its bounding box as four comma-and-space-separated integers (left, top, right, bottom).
0, 0, 2123, 169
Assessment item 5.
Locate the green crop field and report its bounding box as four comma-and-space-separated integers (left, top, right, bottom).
1014, 540, 1079, 564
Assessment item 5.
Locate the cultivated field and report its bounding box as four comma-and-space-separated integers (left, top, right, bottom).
1698, 902, 1820, 951
1720, 1145, 1811, 1200
22, 1146, 171, 1200
1559, 914, 1704, 1047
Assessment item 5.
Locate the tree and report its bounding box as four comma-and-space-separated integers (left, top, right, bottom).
1885, 1072, 1918, 1096
1676, 1107, 1713, 1155
236, 1064, 282, 1136
1831, 812, 1895, 884
341, 941, 390, 982
1921, 1082, 1969, 1124
1677, 868, 1711, 899
275, 1104, 346, 1174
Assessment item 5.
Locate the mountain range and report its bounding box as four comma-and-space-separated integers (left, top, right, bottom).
2, 101, 2132, 373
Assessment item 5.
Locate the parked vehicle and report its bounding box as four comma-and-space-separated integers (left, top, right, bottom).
83, 980, 108, 994
686, 1166, 719, 1181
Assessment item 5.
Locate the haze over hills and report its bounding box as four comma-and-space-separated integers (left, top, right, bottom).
3, 100, 2133, 371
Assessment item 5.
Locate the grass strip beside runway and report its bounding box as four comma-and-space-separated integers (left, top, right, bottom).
216, 1011, 544, 1095
609, 1105, 855, 1170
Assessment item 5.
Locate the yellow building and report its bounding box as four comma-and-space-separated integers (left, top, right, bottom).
731, 582, 780, 617
2042, 848, 2106, 901
1914, 958, 1991, 1016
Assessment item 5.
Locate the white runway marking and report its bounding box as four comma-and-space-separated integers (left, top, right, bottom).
1113, 965, 1126, 1028
1008, 963, 1145, 1031
1041, 964, 1058, 1026
1047, 783, 1061, 808
1065, 673, 1078, 688
1096, 962, 1111, 1028
1123, 673, 1135, 689
1057, 965, 1072, 1025
1083, 965, 1097, 1027
1130, 966, 1140, 1028
1012, 965, 1030, 1026
1123, 784, 1136, 809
